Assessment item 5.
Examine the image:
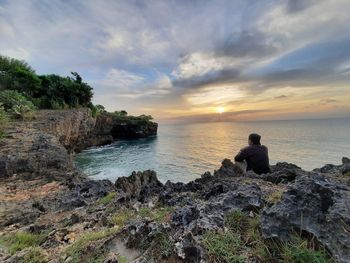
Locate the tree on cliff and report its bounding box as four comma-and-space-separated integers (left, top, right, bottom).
0, 55, 41, 98
38, 73, 93, 109
0, 55, 93, 110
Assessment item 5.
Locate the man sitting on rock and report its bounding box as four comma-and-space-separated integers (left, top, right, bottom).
234, 133, 270, 175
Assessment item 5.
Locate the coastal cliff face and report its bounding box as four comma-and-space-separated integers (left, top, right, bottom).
82, 113, 158, 148
0, 109, 93, 181
33, 109, 96, 152
0, 108, 158, 180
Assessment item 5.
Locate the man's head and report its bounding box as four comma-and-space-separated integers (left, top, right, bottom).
248, 133, 261, 146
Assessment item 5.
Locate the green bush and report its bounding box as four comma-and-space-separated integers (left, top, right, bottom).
95, 104, 106, 113
90, 104, 107, 117
113, 110, 128, 117
109, 111, 154, 125
38, 73, 93, 109
0, 55, 41, 97
0, 103, 8, 138
0, 231, 46, 254
0, 55, 93, 110
0, 90, 36, 119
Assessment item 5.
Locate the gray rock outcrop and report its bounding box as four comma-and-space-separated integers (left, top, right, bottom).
261, 174, 350, 263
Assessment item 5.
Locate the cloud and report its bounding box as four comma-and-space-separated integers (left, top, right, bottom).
1, 48, 31, 60
93, 68, 171, 100
216, 30, 283, 59
274, 95, 287, 99
320, 98, 337, 104
285, 0, 318, 13
0, 0, 349, 119
163, 109, 274, 123
98, 69, 145, 89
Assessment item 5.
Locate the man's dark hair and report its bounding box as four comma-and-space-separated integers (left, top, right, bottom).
249, 133, 261, 145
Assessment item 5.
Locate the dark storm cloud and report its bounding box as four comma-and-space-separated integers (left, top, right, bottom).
216, 30, 282, 58
176, 35, 350, 96
172, 68, 242, 90
286, 0, 318, 13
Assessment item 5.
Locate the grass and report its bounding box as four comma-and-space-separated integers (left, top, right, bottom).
282, 238, 333, 263
224, 210, 249, 233
109, 206, 174, 228
0, 231, 46, 254
0, 130, 5, 139
266, 189, 284, 204
147, 230, 175, 260
204, 210, 334, 263
109, 209, 136, 227
65, 228, 118, 262
202, 230, 246, 263
97, 192, 117, 205
19, 247, 47, 263
117, 255, 128, 263
138, 206, 174, 223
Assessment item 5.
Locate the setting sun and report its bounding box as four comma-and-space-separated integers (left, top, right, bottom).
216, 106, 225, 114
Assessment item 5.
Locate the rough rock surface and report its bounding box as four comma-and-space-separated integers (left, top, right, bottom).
33, 109, 96, 152
253, 162, 309, 184
0, 127, 73, 180
262, 174, 350, 263
115, 170, 163, 201
92, 114, 158, 141
342, 157, 350, 176
1, 109, 349, 263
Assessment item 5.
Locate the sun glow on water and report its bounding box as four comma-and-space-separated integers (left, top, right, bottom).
216, 106, 225, 114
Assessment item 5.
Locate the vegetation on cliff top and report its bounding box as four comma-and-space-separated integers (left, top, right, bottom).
109, 110, 154, 125
0, 55, 93, 110
0, 54, 154, 136
0, 54, 95, 136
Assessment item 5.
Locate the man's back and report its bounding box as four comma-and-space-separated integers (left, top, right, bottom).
234, 145, 270, 174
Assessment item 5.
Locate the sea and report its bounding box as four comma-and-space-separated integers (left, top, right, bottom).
75, 118, 350, 183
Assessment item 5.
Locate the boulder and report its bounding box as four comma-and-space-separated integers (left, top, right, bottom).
172, 206, 200, 227
60, 179, 115, 210
342, 157, 350, 176
0, 131, 72, 180
261, 174, 350, 263
115, 170, 163, 201
253, 162, 308, 184
213, 159, 244, 177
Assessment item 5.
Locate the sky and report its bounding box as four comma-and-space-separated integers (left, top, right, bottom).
1, 0, 350, 122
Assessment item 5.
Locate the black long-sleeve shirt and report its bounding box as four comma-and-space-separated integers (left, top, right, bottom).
234, 145, 270, 174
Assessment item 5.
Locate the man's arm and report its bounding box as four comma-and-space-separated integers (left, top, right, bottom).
234, 147, 248, 162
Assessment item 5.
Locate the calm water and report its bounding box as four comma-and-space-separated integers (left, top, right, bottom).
75, 118, 350, 183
